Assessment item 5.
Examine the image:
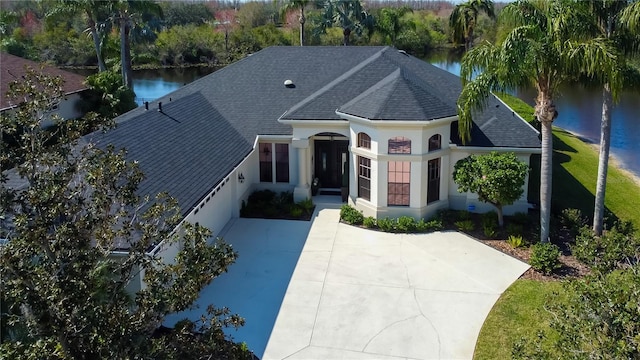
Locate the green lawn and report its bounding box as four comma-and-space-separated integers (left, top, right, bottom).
499, 93, 640, 231
473, 94, 640, 359
473, 279, 563, 359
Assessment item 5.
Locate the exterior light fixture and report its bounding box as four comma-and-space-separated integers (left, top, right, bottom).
238, 172, 245, 183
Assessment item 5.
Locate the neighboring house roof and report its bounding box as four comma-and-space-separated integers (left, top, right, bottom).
0, 52, 87, 110
85, 46, 540, 217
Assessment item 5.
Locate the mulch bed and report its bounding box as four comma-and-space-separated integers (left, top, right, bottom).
462, 221, 591, 280
480, 239, 590, 281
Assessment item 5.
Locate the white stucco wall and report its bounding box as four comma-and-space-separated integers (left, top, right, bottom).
348, 119, 453, 220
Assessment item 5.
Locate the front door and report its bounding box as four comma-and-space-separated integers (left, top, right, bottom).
314, 140, 349, 189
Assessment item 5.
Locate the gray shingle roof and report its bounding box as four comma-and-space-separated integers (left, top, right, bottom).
337, 68, 455, 121
92, 46, 540, 216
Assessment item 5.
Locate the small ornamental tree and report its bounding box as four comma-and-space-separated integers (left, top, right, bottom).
0, 69, 251, 358
453, 152, 528, 227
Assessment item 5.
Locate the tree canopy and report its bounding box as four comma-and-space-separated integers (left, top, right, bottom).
0, 69, 251, 359
453, 152, 528, 227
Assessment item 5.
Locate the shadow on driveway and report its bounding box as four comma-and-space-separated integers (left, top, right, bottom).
163, 217, 312, 358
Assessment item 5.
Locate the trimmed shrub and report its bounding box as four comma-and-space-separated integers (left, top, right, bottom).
530, 243, 561, 274
573, 223, 640, 273
481, 212, 498, 237
396, 216, 416, 233
483, 225, 497, 238
507, 234, 525, 248
561, 208, 587, 238
340, 204, 364, 225
363, 216, 376, 229
455, 220, 475, 232
425, 219, 444, 231
289, 205, 303, 218
377, 217, 395, 232
297, 198, 314, 215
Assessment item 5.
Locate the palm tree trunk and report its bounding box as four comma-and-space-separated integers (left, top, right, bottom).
593, 82, 612, 235
343, 27, 351, 46
120, 17, 133, 90
299, 7, 305, 46
87, 15, 106, 72
539, 120, 552, 243
535, 89, 556, 243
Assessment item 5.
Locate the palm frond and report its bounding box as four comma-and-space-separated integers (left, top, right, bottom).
457, 72, 502, 144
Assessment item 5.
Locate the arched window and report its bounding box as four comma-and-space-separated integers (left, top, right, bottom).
357, 132, 371, 149
388, 136, 411, 154
428, 134, 441, 152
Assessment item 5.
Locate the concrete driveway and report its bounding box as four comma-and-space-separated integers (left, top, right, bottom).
165, 201, 529, 359
263, 205, 529, 360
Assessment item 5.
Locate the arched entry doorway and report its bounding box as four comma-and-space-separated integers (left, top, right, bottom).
313, 133, 349, 189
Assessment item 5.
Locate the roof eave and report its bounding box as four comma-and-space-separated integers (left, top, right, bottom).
336, 110, 458, 127
450, 144, 542, 154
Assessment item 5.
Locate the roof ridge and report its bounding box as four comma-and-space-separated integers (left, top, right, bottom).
280, 46, 391, 119
337, 68, 401, 118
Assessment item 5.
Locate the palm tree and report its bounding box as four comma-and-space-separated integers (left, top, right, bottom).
47, 0, 109, 72
579, 1, 640, 235
109, 0, 162, 89
317, 0, 373, 46
457, 0, 619, 243
449, 0, 495, 51
282, 0, 312, 46
376, 6, 412, 47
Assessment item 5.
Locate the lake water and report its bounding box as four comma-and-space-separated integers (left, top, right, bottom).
131, 59, 640, 178
427, 53, 640, 179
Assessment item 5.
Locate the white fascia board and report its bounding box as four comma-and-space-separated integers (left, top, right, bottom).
450, 144, 542, 154
278, 119, 348, 127
336, 110, 458, 128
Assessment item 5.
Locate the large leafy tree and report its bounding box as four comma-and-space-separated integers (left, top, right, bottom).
453, 152, 529, 227
315, 0, 374, 46
46, 0, 109, 72
457, 0, 619, 243
449, 0, 495, 51
0, 69, 250, 358
579, 0, 640, 235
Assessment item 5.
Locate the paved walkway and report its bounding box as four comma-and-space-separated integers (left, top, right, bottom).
263, 203, 529, 360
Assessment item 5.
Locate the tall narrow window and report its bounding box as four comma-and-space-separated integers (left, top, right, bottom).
428, 134, 441, 152
357, 132, 371, 149
388, 161, 410, 206
275, 143, 289, 183
259, 143, 272, 182
427, 158, 440, 203
388, 136, 411, 154
358, 156, 371, 201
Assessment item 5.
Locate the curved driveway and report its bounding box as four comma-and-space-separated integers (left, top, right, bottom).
165, 200, 529, 359
263, 204, 529, 360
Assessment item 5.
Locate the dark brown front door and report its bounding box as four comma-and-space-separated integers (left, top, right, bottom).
314, 140, 349, 189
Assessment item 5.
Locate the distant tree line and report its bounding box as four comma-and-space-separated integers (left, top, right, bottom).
0, 0, 500, 69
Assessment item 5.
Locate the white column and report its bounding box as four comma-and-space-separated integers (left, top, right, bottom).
298, 146, 308, 187
292, 138, 311, 202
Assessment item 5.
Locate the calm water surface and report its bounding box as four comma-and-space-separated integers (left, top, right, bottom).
427, 54, 640, 178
